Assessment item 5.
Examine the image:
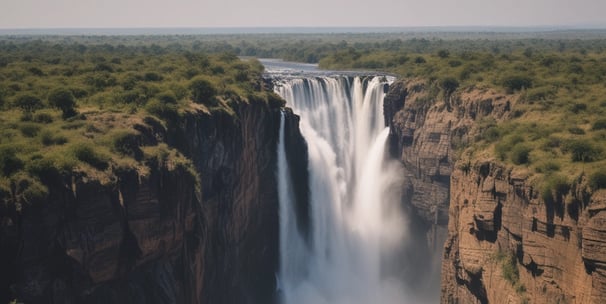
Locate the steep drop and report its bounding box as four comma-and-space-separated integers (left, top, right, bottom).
274, 74, 416, 304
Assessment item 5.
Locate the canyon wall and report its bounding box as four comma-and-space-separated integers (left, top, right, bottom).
384, 79, 511, 261
442, 159, 606, 304
385, 79, 606, 303
0, 99, 308, 304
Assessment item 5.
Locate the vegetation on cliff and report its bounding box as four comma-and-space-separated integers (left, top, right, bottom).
0, 39, 282, 215
318, 36, 606, 200
2, 32, 605, 217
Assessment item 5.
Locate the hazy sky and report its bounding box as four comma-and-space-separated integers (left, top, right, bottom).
2, 0, 606, 28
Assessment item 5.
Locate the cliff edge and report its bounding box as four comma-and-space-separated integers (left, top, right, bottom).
0, 99, 308, 304
386, 78, 606, 303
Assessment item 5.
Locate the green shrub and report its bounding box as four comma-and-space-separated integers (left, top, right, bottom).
10, 173, 49, 207
33, 112, 53, 123
19, 123, 41, 137
569, 103, 587, 114
13, 94, 44, 113
266, 92, 286, 108
502, 75, 533, 93
189, 76, 217, 105
18, 176, 48, 205
111, 131, 143, 160
568, 127, 585, 135
143, 72, 163, 82
48, 88, 77, 119
524, 86, 556, 102
27, 157, 62, 181
156, 91, 178, 104
501, 253, 519, 285
592, 119, 606, 130
495, 142, 509, 161
536, 161, 560, 174
495, 134, 525, 161
542, 136, 562, 150
71, 143, 109, 170
0, 147, 23, 176
119, 90, 145, 104
39, 131, 67, 146
145, 99, 179, 122
589, 171, 606, 190
563, 140, 602, 162
482, 126, 501, 142
70, 87, 89, 99
440, 77, 459, 95
511, 144, 531, 165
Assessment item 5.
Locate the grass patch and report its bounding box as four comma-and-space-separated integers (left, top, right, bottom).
492, 250, 526, 295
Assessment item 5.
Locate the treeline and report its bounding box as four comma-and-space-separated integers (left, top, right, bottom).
4, 31, 606, 64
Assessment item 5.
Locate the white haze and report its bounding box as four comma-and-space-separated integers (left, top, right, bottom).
3, 0, 606, 28
276, 76, 422, 304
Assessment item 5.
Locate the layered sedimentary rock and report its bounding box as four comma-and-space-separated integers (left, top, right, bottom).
443, 161, 606, 304
0, 99, 308, 304
384, 79, 512, 234
385, 78, 606, 303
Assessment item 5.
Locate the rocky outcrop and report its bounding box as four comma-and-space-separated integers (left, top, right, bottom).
384, 79, 516, 301
0, 99, 308, 304
384, 79, 512, 231
2, 159, 201, 304
385, 79, 606, 303
442, 161, 606, 304
175, 101, 307, 304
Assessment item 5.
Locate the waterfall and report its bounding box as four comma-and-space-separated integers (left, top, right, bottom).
276, 75, 414, 304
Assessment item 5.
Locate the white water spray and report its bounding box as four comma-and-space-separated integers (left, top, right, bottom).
276, 75, 414, 304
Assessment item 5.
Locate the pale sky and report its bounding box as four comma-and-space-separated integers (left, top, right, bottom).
1, 0, 606, 29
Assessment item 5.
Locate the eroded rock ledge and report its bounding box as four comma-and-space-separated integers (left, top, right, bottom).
443, 161, 606, 304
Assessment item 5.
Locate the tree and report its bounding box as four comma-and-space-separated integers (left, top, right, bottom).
189, 77, 217, 105
48, 88, 77, 118
565, 140, 602, 162
14, 94, 43, 113
440, 77, 460, 95
502, 75, 533, 93
437, 49, 450, 58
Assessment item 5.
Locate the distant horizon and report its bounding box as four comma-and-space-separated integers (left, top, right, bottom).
2, 25, 606, 36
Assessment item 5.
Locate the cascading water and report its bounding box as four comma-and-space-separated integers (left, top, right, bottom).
274, 72, 416, 304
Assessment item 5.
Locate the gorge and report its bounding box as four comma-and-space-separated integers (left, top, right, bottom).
265, 59, 444, 303
4, 53, 606, 304
275, 71, 407, 303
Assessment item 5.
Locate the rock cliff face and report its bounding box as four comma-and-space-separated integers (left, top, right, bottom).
0, 99, 308, 304
384, 80, 513, 226
442, 156, 606, 304
385, 78, 606, 303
